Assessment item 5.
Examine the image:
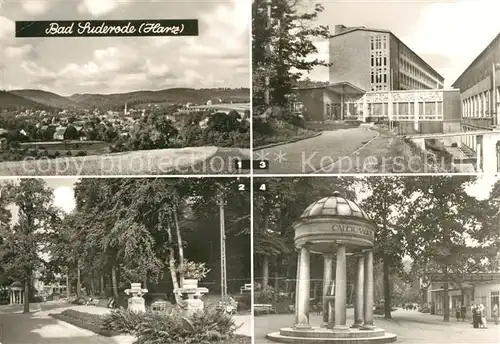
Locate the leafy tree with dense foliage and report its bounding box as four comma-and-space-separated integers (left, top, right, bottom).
403, 176, 498, 321
253, 0, 330, 107
359, 177, 410, 319
0, 179, 60, 313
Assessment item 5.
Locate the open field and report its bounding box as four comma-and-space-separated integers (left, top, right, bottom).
0, 147, 251, 175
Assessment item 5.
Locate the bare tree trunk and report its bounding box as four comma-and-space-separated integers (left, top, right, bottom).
90, 273, 95, 296
262, 255, 269, 290
443, 264, 449, 322
261, 202, 270, 290
274, 257, 280, 301
173, 206, 184, 288
66, 267, 70, 299
76, 261, 81, 297
111, 264, 119, 300
100, 274, 105, 295
23, 276, 30, 313
166, 215, 181, 304
383, 256, 392, 319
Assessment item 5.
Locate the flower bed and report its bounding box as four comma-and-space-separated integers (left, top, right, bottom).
101, 307, 245, 344
49, 309, 120, 337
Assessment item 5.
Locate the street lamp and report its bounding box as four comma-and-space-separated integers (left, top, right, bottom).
216, 191, 227, 307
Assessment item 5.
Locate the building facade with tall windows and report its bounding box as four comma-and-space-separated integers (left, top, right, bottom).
451, 32, 500, 131
329, 25, 445, 92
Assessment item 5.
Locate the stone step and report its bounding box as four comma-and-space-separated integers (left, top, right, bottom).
266, 332, 397, 344
279, 327, 386, 339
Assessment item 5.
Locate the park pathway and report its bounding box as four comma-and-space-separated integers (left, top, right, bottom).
0, 310, 124, 344
254, 128, 382, 174
254, 308, 500, 343
0, 302, 251, 344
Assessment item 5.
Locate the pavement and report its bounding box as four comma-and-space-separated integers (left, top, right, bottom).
0, 147, 250, 176
254, 128, 380, 174
254, 308, 500, 344
0, 301, 251, 344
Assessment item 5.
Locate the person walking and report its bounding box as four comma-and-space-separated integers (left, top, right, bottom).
479, 304, 488, 329
493, 303, 498, 325
461, 304, 466, 321
455, 305, 461, 321
472, 304, 479, 328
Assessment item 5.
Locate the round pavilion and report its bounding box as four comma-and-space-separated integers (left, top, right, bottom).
266, 192, 397, 344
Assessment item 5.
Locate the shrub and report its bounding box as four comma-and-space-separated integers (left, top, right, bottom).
31, 296, 44, 303
77, 150, 87, 156
50, 310, 119, 337
176, 260, 211, 280
101, 309, 144, 335
102, 306, 240, 344
66, 150, 72, 156
234, 294, 251, 311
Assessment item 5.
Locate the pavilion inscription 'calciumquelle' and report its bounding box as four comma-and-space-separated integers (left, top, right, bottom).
266, 192, 397, 344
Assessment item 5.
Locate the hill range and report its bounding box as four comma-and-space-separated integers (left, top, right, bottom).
0, 88, 250, 112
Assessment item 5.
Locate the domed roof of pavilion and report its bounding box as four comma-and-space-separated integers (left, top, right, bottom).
10, 281, 23, 289
300, 191, 371, 221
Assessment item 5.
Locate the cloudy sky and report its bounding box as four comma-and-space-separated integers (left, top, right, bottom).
0, 0, 250, 95
307, 0, 500, 87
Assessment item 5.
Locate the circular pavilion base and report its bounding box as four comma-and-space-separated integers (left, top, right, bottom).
266, 327, 397, 344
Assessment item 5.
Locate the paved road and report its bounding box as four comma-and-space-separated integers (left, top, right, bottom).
253, 128, 380, 174
255, 308, 500, 343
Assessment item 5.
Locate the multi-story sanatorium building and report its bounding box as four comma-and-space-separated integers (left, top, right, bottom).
294, 25, 460, 134
329, 25, 445, 92
451, 32, 500, 150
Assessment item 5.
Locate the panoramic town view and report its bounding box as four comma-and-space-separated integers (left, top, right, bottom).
253, 0, 500, 174
0, 1, 250, 175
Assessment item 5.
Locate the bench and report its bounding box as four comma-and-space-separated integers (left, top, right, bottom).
254, 303, 276, 315
151, 300, 169, 312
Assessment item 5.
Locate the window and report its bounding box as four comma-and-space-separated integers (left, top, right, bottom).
425, 101, 436, 116
384, 57, 387, 66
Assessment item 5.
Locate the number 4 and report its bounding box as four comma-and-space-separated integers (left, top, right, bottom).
259, 183, 266, 191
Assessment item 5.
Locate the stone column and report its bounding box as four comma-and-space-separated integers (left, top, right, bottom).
361, 250, 375, 330
322, 254, 334, 327
351, 254, 365, 328
294, 250, 301, 322
294, 245, 311, 329
334, 243, 348, 330
9, 291, 13, 304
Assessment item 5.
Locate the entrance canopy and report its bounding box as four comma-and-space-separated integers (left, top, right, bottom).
324, 82, 366, 97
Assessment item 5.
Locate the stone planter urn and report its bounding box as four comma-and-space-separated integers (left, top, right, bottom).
125, 283, 148, 313
182, 279, 198, 289
174, 282, 208, 319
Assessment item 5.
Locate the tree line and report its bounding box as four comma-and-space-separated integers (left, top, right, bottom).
0, 178, 251, 313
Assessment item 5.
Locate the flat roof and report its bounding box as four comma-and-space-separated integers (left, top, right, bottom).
451, 32, 500, 89
330, 27, 445, 82
295, 81, 366, 95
